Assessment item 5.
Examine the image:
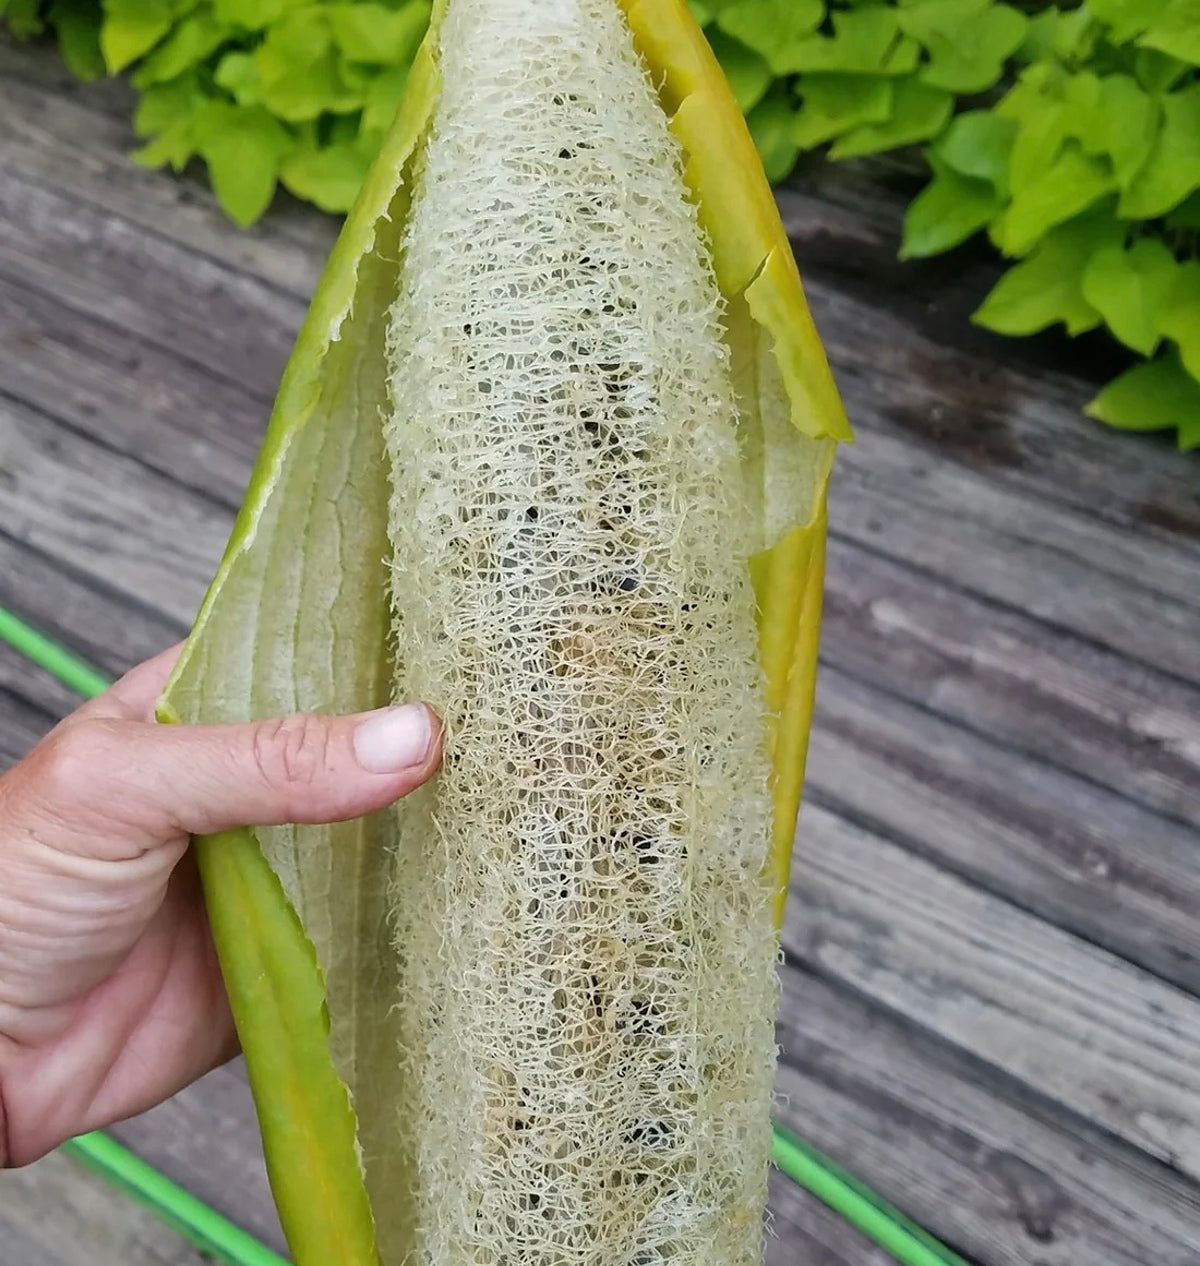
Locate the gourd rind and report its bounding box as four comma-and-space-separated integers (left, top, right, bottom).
159, 0, 848, 1259
159, 8, 450, 1265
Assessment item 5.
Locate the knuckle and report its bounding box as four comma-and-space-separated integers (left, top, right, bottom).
251, 713, 332, 789
35, 719, 118, 801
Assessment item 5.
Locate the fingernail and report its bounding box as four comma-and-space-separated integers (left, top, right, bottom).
353, 705, 433, 773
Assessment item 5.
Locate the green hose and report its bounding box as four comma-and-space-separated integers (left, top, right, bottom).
772, 1126, 970, 1266
2, 600, 971, 1266
0, 605, 112, 699
64, 1133, 289, 1266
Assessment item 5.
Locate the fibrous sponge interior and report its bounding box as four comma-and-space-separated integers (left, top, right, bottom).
382, 0, 780, 1261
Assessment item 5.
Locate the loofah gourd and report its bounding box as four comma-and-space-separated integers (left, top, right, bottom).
160, 1, 849, 1263
383, 1, 777, 1261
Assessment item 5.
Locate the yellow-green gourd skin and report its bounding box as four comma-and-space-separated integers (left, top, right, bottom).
159, 2, 849, 1263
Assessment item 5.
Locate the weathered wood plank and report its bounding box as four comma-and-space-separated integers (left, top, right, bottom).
0, 397, 228, 628
808, 666, 1200, 993
822, 537, 1200, 830
0, 1147, 215, 1266
0, 686, 56, 770
774, 962, 1200, 1266
0, 167, 304, 395
837, 422, 1200, 614
0, 531, 184, 683
826, 444, 1199, 688
785, 803, 1200, 1181
0, 636, 76, 727
0, 281, 261, 508
778, 178, 1200, 553
0, 41, 333, 300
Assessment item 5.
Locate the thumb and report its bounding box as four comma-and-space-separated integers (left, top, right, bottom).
20, 704, 441, 850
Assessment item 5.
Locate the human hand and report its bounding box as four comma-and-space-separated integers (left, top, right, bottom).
0, 643, 441, 1166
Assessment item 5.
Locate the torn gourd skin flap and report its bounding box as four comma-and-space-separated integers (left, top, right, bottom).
159, 2, 849, 1263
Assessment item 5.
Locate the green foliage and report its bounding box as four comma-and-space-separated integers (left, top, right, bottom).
702, 0, 1200, 450
1, 0, 433, 226
3, 0, 1199, 448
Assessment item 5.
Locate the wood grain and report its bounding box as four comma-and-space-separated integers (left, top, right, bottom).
775, 962, 1200, 1266
0, 281, 262, 508
0, 47, 333, 300
765, 1169, 902, 1266
0, 1148, 216, 1266
808, 666, 1200, 993
0, 529, 185, 683
785, 804, 1200, 1180
821, 538, 1200, 830
0, 396, 229, 627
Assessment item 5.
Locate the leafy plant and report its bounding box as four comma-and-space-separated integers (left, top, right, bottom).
2, 0, 434, 224
5, 0, 1200, 448
693, 0, 1200, 450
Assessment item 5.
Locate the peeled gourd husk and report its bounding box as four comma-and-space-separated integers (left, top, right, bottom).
159, 2, 850, 1263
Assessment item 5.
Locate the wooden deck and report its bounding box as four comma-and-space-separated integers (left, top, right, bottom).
2, 31, 1199, 1266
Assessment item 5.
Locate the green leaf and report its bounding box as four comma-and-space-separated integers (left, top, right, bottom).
899, 0, 1028, 94
212, 0, 284, 29
1118, 84, 1200, 219
895, 0, 989, 37
1139, 0, 1200, 67
792, 73, 893, 149
327, 2, 430, 66
1, 0, 45, 38
932, 110, 1016, 196
830, 77, 953, 159
687, 0, 715, 24
715, 0, 823, 71
361, 62, 411, 134
1025, 7, 1099, 63
704, 29, 773, 113
133, 9, 229, 86
134, 124, 197, 170
1157, 261, 1200, 382
1134, 48, 1191, 93
280, 137, 373, 213
901, 157, 1004, 259
746, 84, 801, 183
132, 70, 202, 169
974, 210, 1122, 336
777, 8, 920, 77
1088, 0, 1152, 44
1086, 350, 1200, 450
50, 0, 106, 80
1081, 238, 1179, 355
100, 0, 173, 71
214, 50, 261, 105
999, 65, 1071, 190
194, 100, 294, 226
1088, 74, 1159, 190
133, 69, 200, 134
256, 10, 363, 121
995, 142, 1115, 257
